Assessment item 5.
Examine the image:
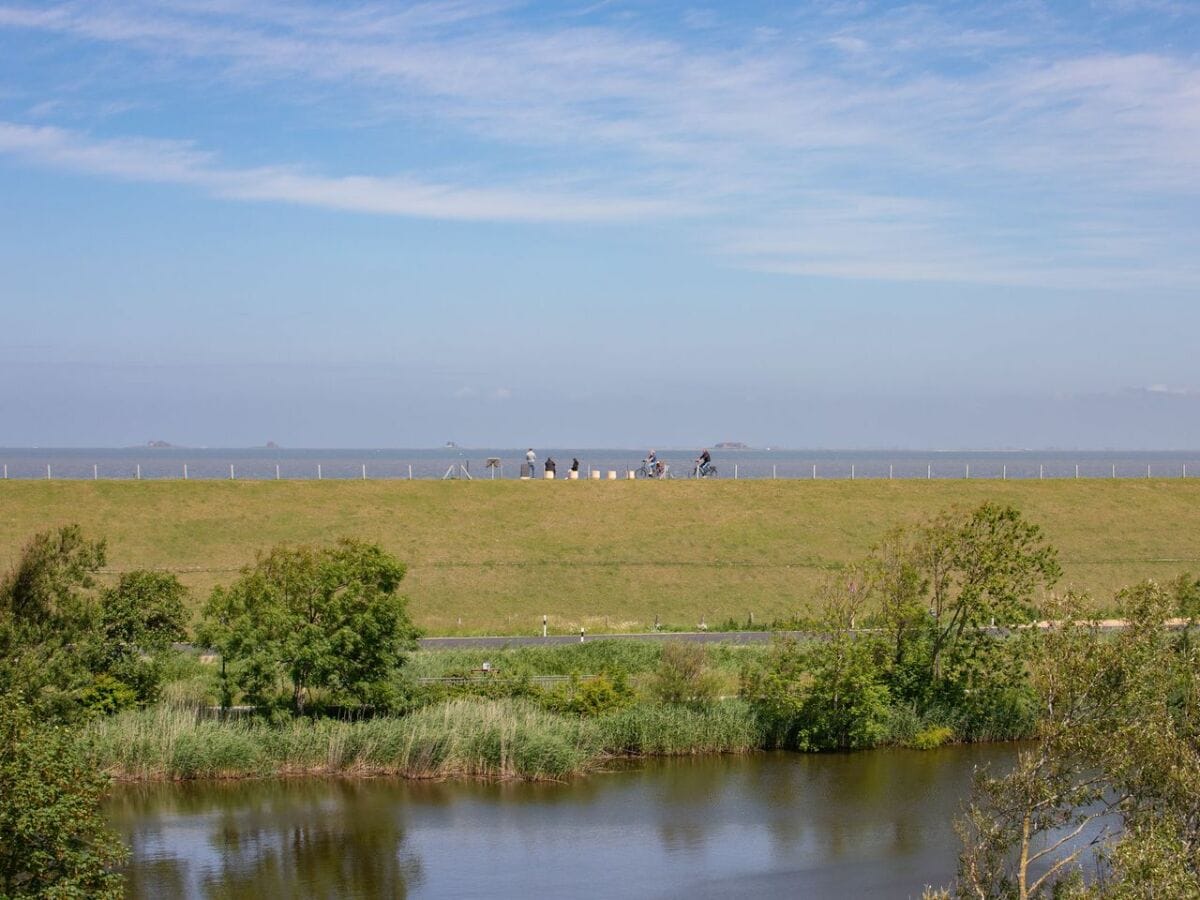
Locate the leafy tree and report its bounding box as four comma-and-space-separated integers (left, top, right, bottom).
199, 540, 420, 714
0, 697, 127, 898
744, 573, 890, 750
0, 526, 107, 720
83, 571, 190, 706
0, 525, 106, 629
953, 583, 1200, 898
869, 503, 1059, 712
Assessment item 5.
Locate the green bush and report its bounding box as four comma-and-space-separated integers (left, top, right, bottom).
78, 673, 139, 716
0, 697, 127, 897
908, 725, 955, 750
543, 673, 635, 717
651, 644, 721, 707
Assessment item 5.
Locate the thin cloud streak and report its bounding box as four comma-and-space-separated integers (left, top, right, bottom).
0, 121, 687, 223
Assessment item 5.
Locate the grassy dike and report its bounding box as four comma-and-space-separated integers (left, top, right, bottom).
3, 479, 1199, 633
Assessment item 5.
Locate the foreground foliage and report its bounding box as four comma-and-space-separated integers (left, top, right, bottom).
0, 698, 127, 898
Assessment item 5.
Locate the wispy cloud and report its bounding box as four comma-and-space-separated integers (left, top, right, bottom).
0, 121, 684, 222
1, 0, 1199, 285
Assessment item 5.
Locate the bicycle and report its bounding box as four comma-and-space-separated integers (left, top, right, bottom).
637, 459, 670, 479
692, 461, 718, 478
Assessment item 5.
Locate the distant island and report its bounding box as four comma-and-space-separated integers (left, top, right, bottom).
714, 441, 751, 450
265, 441, 280, 449
145, 440, 175, 449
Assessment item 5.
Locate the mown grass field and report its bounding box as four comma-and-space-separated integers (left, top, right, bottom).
1, 479, 1198, 634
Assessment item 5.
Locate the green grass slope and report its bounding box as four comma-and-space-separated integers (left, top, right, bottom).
1, 479, 1197, 634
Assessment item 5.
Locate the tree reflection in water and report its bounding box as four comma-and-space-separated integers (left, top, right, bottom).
109, 779, 423, 898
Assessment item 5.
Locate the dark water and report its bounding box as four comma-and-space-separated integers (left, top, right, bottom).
106, 745, 1019, 899
3, 446, 1199, 480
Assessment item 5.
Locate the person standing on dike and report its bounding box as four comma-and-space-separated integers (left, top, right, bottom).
525, 448, 536, 477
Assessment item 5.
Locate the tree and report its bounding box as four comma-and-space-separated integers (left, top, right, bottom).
744, 572, 890, 750
869, 503, 1060, 708
954, 583, 1200, 898
83, 571, 190, 706
0, 697, 127, 898
199, 540, 419, 714
0, 526, 107, 720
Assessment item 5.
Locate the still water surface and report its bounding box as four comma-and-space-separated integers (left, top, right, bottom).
107, 745, 1018, 899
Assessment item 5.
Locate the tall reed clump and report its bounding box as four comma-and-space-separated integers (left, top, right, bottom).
85, 699, 597, 781
589, 700, 761, 756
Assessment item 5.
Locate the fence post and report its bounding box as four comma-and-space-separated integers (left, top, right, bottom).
965, 464, 969, 479
1112, 464, 1116, 479
734, 464, 738, 479
184, 463, 188, 480
927, 464, 932, 479
94, 464, 98, 480
362, 464, 367, 480
1039, 464, 1044, 479
1002, 465, 1006, 480
2, 464, 5, 479
812, 464, 817, 479
230, 464, 235, 480
136, 464, 141, 480
408, 464, 413, 480
889, 464, 893, 479
318, 464, 322, 480
1147, 464, 1151, 478
275, 464, 280, 480
1075, 464, 1079, 479
851, 464, 855, 480
772, 464, 776, 479
46, 464, 51, 480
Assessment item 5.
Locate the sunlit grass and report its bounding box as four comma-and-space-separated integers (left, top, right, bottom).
3, 479, 1198, 633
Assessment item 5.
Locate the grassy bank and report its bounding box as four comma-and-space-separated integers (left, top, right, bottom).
3, 479, 1198, 633
85, 698, 764, 781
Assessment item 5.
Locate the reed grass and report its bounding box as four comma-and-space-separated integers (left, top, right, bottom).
84, 697, 768, 782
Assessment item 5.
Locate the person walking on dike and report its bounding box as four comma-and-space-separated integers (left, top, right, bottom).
545, 457, 557, 477
526, 448, 536, 477
571, 457, 580, 473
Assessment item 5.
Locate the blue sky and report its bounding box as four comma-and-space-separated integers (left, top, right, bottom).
1, 0, 1199, 448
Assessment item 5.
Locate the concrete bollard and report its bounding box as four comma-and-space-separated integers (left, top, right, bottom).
590, 470, 601, 480
607, 470, 617, 480
569, 470, 579, 480
626, 470, 636, 479
544, 470, 555, 480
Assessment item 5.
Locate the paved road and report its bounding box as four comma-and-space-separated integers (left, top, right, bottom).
418, 630, 781, 649
416, 618, 1190, 650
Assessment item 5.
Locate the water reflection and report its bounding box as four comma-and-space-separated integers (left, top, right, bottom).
107, 745, 1019, 899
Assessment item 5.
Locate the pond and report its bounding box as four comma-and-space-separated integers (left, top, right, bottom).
106, 744, 1019, 899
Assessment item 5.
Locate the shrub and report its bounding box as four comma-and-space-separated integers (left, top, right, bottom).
650, 644, 720, 707
0, 697, 127, 897
908, 725, 955, 750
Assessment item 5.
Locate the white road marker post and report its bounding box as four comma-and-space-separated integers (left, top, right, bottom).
543, 615, 548, 639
